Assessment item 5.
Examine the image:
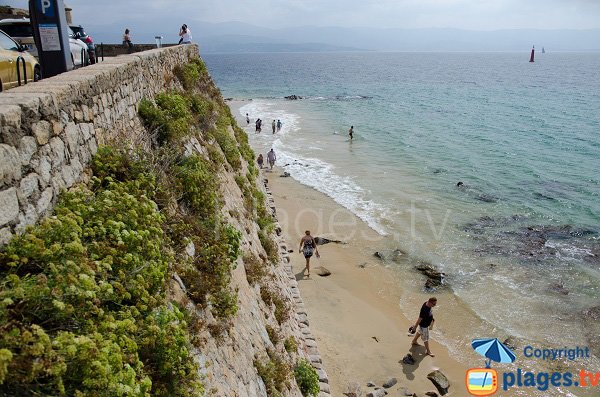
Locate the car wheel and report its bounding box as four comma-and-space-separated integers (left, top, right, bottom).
34, 66, 41, 82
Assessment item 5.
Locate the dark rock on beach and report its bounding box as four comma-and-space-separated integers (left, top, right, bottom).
415, 263, 446, 290
284, 95, 303, 100
315, 266, 331, 277
427, 370, 450, 396
373, 248, 405, 261
315, 236, 345, 245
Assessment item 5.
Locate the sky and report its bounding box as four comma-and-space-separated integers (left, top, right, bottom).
4, 0, 600, 32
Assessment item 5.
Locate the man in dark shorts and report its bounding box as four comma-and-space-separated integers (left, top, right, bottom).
411, 297, 437, 357
299, 230, 320, 277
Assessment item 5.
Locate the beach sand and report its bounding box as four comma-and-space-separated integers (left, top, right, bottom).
265, 166, 469, 396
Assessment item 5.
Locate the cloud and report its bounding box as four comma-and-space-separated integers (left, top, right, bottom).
4, 0, 600, 36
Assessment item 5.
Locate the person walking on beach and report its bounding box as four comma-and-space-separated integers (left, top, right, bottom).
257, 154, 264, 169
277, 119, 282, 131
267, 148, 276, 170
246, 113, 250, 125
122, 29, 133, 53
179, 24, 192, 44
272, 119, 276, 134
299, 230, 320, 277
411, 297, 437, 357
348, 125, 354, 140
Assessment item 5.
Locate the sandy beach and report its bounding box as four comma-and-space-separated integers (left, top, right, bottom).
264, 166, 468, 396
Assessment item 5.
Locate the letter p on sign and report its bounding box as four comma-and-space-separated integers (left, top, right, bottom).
39, 0, 54, 16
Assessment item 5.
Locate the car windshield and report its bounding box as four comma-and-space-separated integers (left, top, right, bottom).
0, 31, 20, 51
70, 26, 86, 37
0, 24, 33, 38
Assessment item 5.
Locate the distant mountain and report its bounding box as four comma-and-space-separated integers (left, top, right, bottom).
200, 34, 364, 53
75, 18, 600, 52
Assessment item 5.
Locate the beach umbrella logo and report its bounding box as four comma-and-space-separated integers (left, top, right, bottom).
466, 338, 516, 396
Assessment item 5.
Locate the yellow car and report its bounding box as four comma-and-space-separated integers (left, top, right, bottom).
0, 29, 40, 91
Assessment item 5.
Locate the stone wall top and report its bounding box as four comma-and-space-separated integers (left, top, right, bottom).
0, 44, 199, 245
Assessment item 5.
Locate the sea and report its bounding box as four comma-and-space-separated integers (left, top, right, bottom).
204, 52, 600, 395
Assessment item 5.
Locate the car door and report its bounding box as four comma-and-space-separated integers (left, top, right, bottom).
0, 31, 20, 90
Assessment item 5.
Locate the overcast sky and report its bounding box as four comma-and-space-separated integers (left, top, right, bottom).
4, 0, 600, 31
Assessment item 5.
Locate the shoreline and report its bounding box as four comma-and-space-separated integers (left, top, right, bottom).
227, 99, 597, 397
265, 166, 467, 396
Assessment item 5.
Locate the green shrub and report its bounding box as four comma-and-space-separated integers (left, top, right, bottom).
254, 349, 291, 397
174, 58, 209, 91
294, 359, 320, 397
174, 154, 219, 219
265, 325, 280, 346
259, 230, 279, 264
0, 157, 202, 396
284, 337, 297, 354
259, 286, 290, 325
243, 253, 267, 285
138, 93, 192, 144
210, 123, 241, 170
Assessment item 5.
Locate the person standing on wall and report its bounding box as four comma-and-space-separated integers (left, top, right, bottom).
123, 29, 133, 53
179, 24, 192, 44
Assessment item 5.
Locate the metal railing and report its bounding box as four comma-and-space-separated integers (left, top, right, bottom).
16, 56, 27, 86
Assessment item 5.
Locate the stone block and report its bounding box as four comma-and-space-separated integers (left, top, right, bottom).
49, 137, 66, 166
0, 144, 21, 186
0, 105, 23, 146
16, 204, 37, 232
20, 173, 40, 198
35, 155, 52, 184
37, 187, 53, 215
0, 188, 20, 226
18, 136, 37, 165
32, 120, 51, 145
0, 227, 12, 246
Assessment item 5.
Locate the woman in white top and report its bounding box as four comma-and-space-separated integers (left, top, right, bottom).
179, 24, 192, 44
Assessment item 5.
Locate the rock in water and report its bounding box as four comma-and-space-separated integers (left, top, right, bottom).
427, 370, 450, 395
383, 378, 397, 388
315, 266, 331, 276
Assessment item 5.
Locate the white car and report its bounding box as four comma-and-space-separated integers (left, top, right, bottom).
0, 18, 89, 67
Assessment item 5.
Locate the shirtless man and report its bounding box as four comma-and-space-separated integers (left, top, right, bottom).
299, 230, 320, 277
348, 125, 354, 140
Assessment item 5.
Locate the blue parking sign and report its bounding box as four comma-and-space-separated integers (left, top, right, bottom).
37, 0, 55, 17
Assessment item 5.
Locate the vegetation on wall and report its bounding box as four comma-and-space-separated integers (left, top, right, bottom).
294, 359, 320, 397
0, 55, 290, 396
0, 149, 202, 396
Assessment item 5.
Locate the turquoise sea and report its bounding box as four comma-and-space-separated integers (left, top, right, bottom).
204, 52, 599, 391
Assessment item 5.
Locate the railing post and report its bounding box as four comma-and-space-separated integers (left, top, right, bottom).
16, 56, 27, 86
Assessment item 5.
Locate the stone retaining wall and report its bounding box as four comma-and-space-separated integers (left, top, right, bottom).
0, 45, 198, 245
0, 44, 331, 396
